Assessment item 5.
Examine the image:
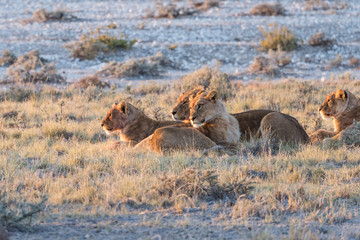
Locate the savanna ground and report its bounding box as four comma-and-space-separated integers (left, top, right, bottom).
1, 0, 360, 239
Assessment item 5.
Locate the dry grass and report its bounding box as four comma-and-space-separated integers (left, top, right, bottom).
259, 24, 299, 52
304, 0, 347, 11
26, 8, 76, 23
64, 27, 137, 60
308, 32, 334, 46
0, 50, 16, 67
97, 52, 173, 78
146, 0, 219, 19
249, 56, 279, 76
174, 66, 232, 99
72, 76, 109, 89
349, 57, 359, 68
249, 3, 285, 16
1, 78, 360, 235
5, 50, 64, 84
329, 54, 342, 68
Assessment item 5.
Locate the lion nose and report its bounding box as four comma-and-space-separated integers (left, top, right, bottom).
318, 106, 322, 111
191, 116, 196, 121
172, 110, 177, 115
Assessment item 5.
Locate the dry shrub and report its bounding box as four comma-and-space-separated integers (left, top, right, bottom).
249, 56, 279, 76
126, 81, 170, 96
65, 27, 137, 60
98, 52, 174, 78
304, 0, 347, 11
149, 168, 250, 206
0, 50, 16, 67
190, 0, 220, 11
259, 24, 299, 51
349, 57, 359, 67
0, 190, 47, 231
29, 8, 76, 23
6, 50, 64, 84
329, 54, 342, 68
146, 2, 196, 19
175, 66, 232, 99
249, 3, 285, 16
72, 76, 109, 89
308, 32, 334, 46
268, 49, 291, 67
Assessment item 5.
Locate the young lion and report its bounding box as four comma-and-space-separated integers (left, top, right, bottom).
189, 90, 240, 145
172, 87, 309, 144
101, 101, 216, 152
310, 89, 360, 144
101, 101, 190, 146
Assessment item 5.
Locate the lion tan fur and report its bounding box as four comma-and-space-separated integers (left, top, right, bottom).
310, 89, 360, 144
135, 126, 216, 153
172, 87, 309, 144
101, 101, 189, 145
189, 90, 240, 145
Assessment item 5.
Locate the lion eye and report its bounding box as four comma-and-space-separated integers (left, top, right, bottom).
182, 101, 187, 105
109, 113, 112, 118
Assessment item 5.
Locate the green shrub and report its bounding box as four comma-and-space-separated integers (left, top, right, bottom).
259, 24, 299, 51
65, 27, 137, 60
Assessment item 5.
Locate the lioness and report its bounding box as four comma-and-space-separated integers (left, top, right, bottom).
189, 90, 240, 145
101, 101, 216, 152
172, 87, 309, 144
310, 89, 360, 144
101, 101, 190, 145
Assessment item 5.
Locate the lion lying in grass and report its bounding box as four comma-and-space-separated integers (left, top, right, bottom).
310, 89, 360, 144
189, 90, 240, 145
101, 101, 215, 151
172, 87, 309, 144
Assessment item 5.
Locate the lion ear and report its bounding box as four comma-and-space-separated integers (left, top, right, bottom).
117, 101, 128, 114
206, 90, 218, 102
335, 89, 347, 101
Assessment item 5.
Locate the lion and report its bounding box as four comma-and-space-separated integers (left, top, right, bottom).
189, 90, 240, 145
172, 87, 309, 144
101, 101, 190, 146
310, 89, 360, 144
101, 101, 216, 152
134, 126, 216, 153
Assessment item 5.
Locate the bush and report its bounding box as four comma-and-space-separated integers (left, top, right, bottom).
98, 52, 173, 78
0, 50, 16, 67
64, 27, 137, 60
259, 24, 299, 51
308, 32, 334, 46
72, 76, 109, 89
28, 8, 76, 23
5, 50, 64, 84
249, 3, 285, 16
174, 66, 233, 99
249, 56, 279, 76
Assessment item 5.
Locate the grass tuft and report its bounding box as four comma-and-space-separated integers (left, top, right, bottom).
0, 50, 17, 67
259, 24, 299, 51
308, 32, 334, 46
5, 50, 64, 84
98, 52, 173, 78
65, 27, 137, 60
174, 66, 232, 99
249, 3, 285, 16
72, 76, 109, 89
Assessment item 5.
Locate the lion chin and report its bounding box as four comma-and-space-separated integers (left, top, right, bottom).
103, 128, 114, 135
191, 120, 204, 128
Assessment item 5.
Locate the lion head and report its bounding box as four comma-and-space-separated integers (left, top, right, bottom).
171, 86, 204, 121
318, 89, 353, 119
101, 101, 138, 134
189, 90, 224, 128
